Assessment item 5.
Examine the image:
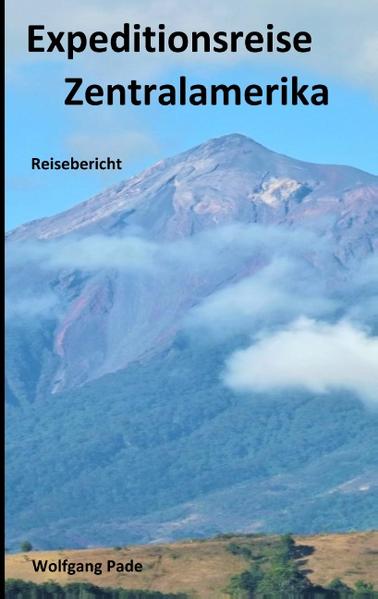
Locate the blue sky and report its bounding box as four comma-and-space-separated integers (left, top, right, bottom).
6, 0, 378, 230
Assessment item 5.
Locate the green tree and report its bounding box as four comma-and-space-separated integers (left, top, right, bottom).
20, 540, 33, 552
280, 534, 296, 556
255, 560, 313, 598
226, 564, 264, 598
354, 580, 378, 598
327, 578, 353, 598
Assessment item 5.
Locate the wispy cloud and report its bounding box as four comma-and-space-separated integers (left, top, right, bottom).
7, 235, 159, 272
188, 257, 338, 337
5, 293, 59, 320
6, 223, 332, 273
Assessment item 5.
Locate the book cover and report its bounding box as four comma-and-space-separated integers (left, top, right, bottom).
5, 1, 378, 597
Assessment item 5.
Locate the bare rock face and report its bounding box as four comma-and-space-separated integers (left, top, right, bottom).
6, 134, 378, 399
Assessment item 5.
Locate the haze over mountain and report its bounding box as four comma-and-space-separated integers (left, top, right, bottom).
6, 134, 378, 548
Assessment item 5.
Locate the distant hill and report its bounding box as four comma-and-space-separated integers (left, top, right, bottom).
5, 532, 378, 598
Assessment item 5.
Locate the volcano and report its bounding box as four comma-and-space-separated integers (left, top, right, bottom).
6, 134, 378, 549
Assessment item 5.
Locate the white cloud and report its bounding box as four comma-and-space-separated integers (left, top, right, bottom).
188, 257, 337, 336
7, 223, 331, 275
224, 318, 378, 404
5, 293, 58, 320
10, 235, 159, 272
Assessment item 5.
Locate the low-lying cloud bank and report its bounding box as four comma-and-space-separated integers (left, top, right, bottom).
6, 223, 336, 322
224, 318, 378, 404
6, 223, 331, 273
187, 256, 338, 337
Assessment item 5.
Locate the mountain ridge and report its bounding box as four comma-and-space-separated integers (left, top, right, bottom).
7, 133, 378, 242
